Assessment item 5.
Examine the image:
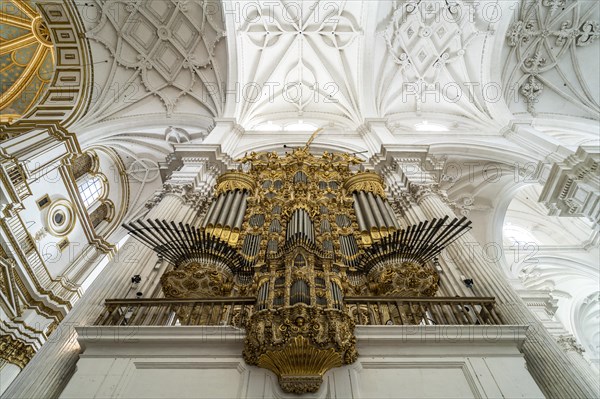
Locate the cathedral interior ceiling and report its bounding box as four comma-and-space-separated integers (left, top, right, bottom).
49, 0, 595, 165
74, 0, 227, 130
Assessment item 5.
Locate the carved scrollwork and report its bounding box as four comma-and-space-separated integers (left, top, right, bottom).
215, 172, 257, 195
243, 304, 357, 394
161, 261, 233, 299
343, 172, 386, 198
0, 334, 35, 369
367, 261, 439, 297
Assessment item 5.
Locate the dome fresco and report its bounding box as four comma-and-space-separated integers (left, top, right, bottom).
0, 0, 54, 123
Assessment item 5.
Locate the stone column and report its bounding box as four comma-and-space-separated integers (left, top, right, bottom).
409, 182, 599, 398
0, 183, 207, 399
0, 360, 20, 396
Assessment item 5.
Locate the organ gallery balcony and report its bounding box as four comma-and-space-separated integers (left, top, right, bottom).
94, 296, 504, 328
61, 147, 543, 398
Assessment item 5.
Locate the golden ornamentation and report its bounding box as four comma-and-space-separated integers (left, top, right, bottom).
131, 147, 461, 393
0, 0, 55, 122
367, 261, 439, 297
161, 260, 235, 325
234, 148, 366, 268
31, 16, 52, 47
0, 334, 36, 369
243, 304, 357, 394
215, 172, 257, 195
161, 261, 234, 299
343, 171, 386, 198
258, 336, 341, 394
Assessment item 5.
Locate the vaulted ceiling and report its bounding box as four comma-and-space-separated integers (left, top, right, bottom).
68, 0, 598, 144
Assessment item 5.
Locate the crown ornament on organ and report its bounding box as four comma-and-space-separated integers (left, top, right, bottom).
123, 143, 471, 394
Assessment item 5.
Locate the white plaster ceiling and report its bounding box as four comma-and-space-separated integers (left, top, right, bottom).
372, 0, 504, 133
501, 0, 600, 120
73, 0, 227, 132
231, 0, 365, 130
69, 0, 600, 142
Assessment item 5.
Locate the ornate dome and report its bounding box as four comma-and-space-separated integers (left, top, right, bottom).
0, 0, 54, 123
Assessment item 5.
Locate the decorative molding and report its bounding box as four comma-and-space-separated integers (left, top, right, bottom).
539, 146, 599, 228
0, 0, 92, 133
84, 0, 227, 120
504, 0, 600, 117
557, 334, 585, 355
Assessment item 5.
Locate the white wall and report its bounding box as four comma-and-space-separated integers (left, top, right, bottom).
60, 325, 544, 399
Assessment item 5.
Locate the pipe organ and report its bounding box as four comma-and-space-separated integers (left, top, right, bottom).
124, 147, 471, 394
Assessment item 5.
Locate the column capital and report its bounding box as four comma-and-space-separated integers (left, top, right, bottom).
557, 335, 586, 355
0, 335, 35, 369
182, 191, 211, 212
408, 182, 453, 207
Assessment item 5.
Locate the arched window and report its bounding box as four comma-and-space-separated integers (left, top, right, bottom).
77, 175, 104, 208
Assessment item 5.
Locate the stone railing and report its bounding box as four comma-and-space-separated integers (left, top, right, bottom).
94, 296, 503, 327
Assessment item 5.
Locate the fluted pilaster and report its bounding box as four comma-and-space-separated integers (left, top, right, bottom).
0, 360, 20, 395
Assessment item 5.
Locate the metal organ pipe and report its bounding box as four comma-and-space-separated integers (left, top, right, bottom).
375, 195, 395, 228
352, 193, 367, 232
366, 192, 386, 227
357, 192, 375, 230
330, 281, 343, 310
202, 199, 217, 228
286, 209, 315, 243
291, 280, 310, 305
226, 191, 243, 228
217, 191, 236, 226
234, 192, 248, 229
384, 199, 401, 229
208, 193, 226, 226
204, 193, 224, 226
257, 282, 269, 310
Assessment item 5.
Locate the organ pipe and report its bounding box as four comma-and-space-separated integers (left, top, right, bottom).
123, 148, 475, 395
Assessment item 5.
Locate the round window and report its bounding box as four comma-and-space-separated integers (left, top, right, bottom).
46, 200, 75, 237
53, 211, 65, 225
